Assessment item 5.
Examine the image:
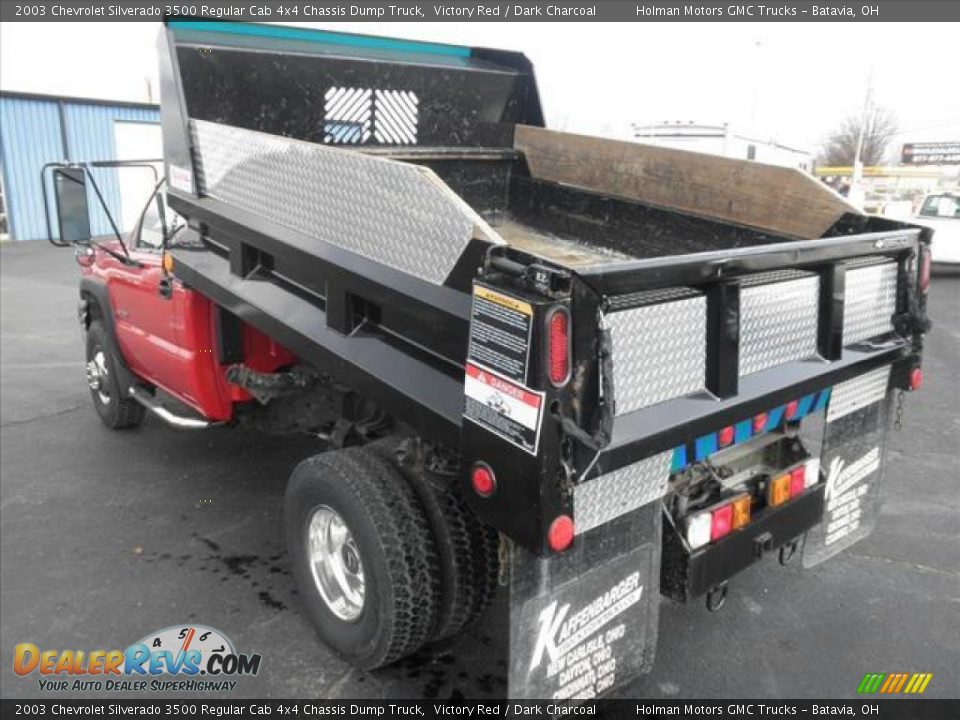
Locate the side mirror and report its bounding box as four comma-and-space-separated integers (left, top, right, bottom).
53, 168, 91, 244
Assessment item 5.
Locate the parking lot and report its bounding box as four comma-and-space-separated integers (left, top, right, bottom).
1, 241, 957, 700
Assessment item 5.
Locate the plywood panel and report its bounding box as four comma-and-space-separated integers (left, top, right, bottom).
514, 125, 857, 240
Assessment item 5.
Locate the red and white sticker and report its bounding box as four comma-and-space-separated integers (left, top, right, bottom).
464, 362, 544, 455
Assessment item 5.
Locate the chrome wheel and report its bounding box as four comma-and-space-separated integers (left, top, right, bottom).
86, 350, 111, 405
307, 505, 365, 621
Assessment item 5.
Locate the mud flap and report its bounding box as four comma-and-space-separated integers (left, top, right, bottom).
507, 504, 660, 700
802, 366, 895, 568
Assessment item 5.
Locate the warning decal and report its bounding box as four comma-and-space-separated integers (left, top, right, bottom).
467, 285, 533, 384
464, 362, 544, 455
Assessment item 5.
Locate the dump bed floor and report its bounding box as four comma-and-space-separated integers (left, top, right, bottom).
493, 218, 635, 268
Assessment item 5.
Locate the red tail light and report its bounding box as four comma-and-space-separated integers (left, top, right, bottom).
789, 466, 806, 498
710, 504, 733, 541
753, 412, 768, 434
547, 515, 575, 552
909, 367, 923, 391
785, 400, 799, 420
919, 247, 931, 294
471, 464, 496, 497
719, 425, 735, 446
547, 308, 571, 386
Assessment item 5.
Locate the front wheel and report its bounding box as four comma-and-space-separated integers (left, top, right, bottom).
85, 321, 145, 430
285, 446, 441, 669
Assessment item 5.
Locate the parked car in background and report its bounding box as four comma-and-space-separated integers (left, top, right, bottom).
913, 193, 960, 270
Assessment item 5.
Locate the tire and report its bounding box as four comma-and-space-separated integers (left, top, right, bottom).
374, 439, 501, 642
285, 446, 441, 669
85, 321, 145, 430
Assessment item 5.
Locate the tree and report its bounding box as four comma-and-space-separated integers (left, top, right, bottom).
821, 105, 899, 167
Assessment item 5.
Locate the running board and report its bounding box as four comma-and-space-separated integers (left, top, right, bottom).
128, 387, 214, 429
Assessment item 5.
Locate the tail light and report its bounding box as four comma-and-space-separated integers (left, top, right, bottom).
919, 246, 931, 294
804, 457, 821, 489
687, 493, 752, 549
547, 515, 575, 552
719, 425, 735, 446
470, 463, 496, 497
789, 467, 806, 498
785, 400, 799, 420
768, 473, 791, 507
547, 308, 571, 386
909, 367, 923, 391
686, 513, 712, 550
753, 412, 768, 434
710, 504, 733, 541
731, 495, 751, 529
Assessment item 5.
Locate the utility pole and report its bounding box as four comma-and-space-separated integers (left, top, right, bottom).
849, 69, 874, 209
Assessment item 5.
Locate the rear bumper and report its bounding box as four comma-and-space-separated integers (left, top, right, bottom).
661, 484, 826, 602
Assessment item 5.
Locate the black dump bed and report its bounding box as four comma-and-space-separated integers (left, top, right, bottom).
160, 21, 928, 464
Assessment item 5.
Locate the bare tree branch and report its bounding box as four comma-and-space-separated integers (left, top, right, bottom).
821, 106, 899, 166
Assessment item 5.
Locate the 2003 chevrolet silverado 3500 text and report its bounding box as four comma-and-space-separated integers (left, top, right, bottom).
44, 21, 932, 700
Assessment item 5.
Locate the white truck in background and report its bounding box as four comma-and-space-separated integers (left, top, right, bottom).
913, 193, 960, 269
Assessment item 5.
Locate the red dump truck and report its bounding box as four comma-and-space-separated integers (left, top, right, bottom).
45, 20, 931, 699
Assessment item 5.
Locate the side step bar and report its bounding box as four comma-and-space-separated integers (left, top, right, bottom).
128, 386, 214, 429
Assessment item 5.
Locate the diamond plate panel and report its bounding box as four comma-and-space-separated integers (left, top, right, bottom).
190, 120, 488, 285
740, 275, 819, 376
843, 261, 897, 345
606, 293, 706, 415
826, 365, 891, 422
574, 450, 672, 534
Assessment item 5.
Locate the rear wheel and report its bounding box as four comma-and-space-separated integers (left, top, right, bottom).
285, 446, 441, 669
375, 439, 501, 642
85, 321, 145, 430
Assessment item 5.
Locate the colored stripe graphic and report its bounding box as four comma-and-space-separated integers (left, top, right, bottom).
858, 672, 932, 694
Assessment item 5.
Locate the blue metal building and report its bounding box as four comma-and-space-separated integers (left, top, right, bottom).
0, 91, 161, 241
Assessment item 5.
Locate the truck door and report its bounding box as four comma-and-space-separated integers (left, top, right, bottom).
109, 190, 186, 397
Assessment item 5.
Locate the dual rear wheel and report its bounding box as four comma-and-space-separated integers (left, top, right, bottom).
284, 442, 499, 669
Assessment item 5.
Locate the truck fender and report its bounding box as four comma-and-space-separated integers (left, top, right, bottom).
79, 277, 137, 393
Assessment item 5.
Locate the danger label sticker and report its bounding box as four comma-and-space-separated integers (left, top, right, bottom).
467, 285, 533, 384
464, 362, 544, 455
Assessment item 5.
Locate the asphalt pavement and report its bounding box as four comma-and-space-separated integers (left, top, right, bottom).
1, 241, 957, 700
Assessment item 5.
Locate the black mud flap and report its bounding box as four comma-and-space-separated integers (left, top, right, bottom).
507, 504, 660, 700
803, 366, 895, 568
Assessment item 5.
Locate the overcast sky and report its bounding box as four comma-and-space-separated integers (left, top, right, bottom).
2, 21, 958, 152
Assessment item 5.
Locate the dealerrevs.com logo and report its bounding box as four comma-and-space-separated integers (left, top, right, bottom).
13, 624, 261, 692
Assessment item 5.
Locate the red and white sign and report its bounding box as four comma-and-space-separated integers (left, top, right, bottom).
464, 362, 544, 454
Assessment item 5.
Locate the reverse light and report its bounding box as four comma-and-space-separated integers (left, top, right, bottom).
719, 425, 735, 446
731, 494, 751, 530
804, 457, 821, 489
686, 512, 712, 550
547, 308, 571, 386
919, 247, 931, 294
789, 466, 806, 498
909, 367, 923, 391
470, 464, 496, 497
547, 515, 575, 552
768, 473, 791, 507
753, 412, 768, 434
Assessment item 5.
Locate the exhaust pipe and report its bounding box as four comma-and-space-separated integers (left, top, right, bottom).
128, 386, 214, 429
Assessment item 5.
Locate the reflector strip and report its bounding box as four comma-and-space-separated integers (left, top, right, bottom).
671, 388, 832, 473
